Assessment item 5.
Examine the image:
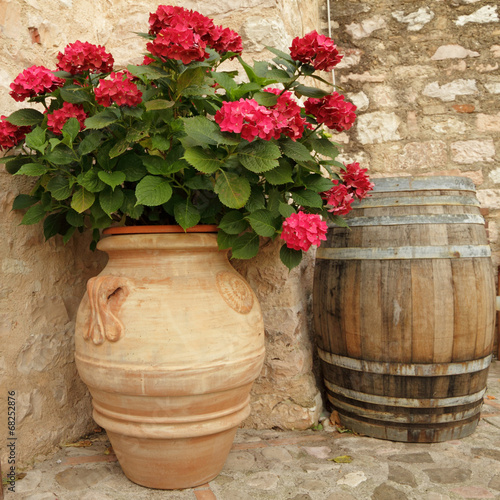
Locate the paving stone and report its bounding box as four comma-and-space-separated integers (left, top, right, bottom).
245, 471, 279, 490
301, 446, 331, 459
471, 447, 500, 461
222, 451, 256, 471
450, 486, 496, 498
290, 495, 312, 500
423, 467, 472, 484
489, 474, 500, 491
299, 479, 327, 491
336, 471, 367, 487
13, 470, 43, 493
22, 494, 57, 500
55, 466, 113, 490
261, 446, 294, 462
388, 464, 417, 487
371, 483, 408, 500
327, 493, 357, 500
388, 452, 434, 463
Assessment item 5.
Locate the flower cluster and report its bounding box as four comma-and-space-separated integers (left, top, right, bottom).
94, 72, 143, 107
2, 4, 372, 269
9, 66, 64, 102
290, 30, 342, 71
0, 116, 30, 150
47, 103, 87, 135
304, 93, 357, 132
147, 5, 242, 63
56, 41, 114, 74
280, 212, 328, 252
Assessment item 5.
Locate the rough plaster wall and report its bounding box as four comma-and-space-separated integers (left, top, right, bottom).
0, 0, 323, 467
322, 0, 500, 266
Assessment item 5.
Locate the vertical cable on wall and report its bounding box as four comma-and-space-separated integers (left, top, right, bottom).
327, 0, 336, 87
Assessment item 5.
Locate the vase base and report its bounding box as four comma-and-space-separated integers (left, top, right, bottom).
106, 428, 237, 490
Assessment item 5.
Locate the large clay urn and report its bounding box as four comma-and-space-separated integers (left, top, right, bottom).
75, 227, 265, 489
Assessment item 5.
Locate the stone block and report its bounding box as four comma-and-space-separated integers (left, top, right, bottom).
367, 85, 398, 109
345, 16, 387, 40
451, 139, 495, 164
392, 7, 435, 31
422, 79, 478, 102
431, 44, 480, 60
485, 82, 500, 94
455, 5, 499, 26
476, 113, 500, 132
240, 16, 290, 53
477, 189, 500, 209
356, 112, 401, 144
340, 72, 386, 84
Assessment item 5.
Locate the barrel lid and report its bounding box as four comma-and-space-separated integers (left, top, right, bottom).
371, 176, 476, 193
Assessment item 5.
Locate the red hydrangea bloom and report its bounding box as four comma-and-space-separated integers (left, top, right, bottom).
280, 211, 328, 252
304, 93, 356, 132
147, 26, 209, 65
46, 103, 87, 135
264, 88, 310, 141
0, 116, 31, 150
321, 180, 354, 215
290, 31, 342, 71
56, 41, 114, 75
9, 66, 64, 102
94, 72, 143, 107
215, 98, 278, 142
209, 25, 243, 54
341, 162, 374, 200
149, 5, 214, 40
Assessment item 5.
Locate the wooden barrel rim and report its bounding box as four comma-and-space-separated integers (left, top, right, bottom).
343, 214, 485, 227
371, 176, 476, 193
353, 194, 480, 209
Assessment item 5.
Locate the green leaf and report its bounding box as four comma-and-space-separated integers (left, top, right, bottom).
291, 189, 324, 208
279, 202, 296, 218
310, 137, 339, 159
184, 147, 223, 173
127, 64, 168, 80
71, 187, 95, 213
246, 209, 276, 237
214, 171, 251, 209
47, 176, 72, 200
281, 139, 312, 162
43, 213, 66, 239
174, 199, 201, 230
116, 154, 147, 182
181, 116, 238, 148
108, 139, 130, 159
237, 57, 271, 86
66, 209, 85, 227
62, 117, 81, 143
145, 99, 175, 111
280, 245, 303, 270
43, 146, 75, 165
218, 211, 249, 235
177, 67, 205, 93
98, 171, 126, 190
265, 68, 294, 83
231, 232, 260, 260
77, 169, 106, 193
238, 140, 281, 173
328, 214, 350, 228
6, 108, 44, 126
3, 156, 31, 174
99, 186, 124, 215
15, 163, 48, 176
60, 86, 92, 104
150, 135, 171, 151
264, 160, 294, 185
63, 225, 76, 244
20, 204, 45, 225
12, 194, 39, 210
253, 91, 278, 107
230, 82, 261, 100
245, 186, 266, 212
25, 127, 47, 153
78, 131, 103, 155
211, 71, 238, 91
265, 46, 296, 64
120, 190, 144, 219
294, 84, 330, 98
184, 174, 213, 190
142, 156, 171, 175
135, 175, 173, 206
304, 174, 336, 193
84, 109, 120, 129
217, 229, 238, 250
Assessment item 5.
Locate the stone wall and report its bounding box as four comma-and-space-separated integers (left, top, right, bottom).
0, 0, 323, 468
322, 0, 500, 266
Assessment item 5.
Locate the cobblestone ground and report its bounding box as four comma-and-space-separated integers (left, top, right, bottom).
5, 360, 500, 500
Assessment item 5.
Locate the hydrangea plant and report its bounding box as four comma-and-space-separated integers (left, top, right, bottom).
0, 5, 373, 269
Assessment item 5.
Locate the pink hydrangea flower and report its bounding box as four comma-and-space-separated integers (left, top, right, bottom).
290, 31, 342, 71
0, 116, 31, 150
9, 66, 64, 102
46, 103, 87, 135
304, 92, 356, 132
149, 5, 214, 40
94, 72, 143, 107
147, 26, 209, 65
56, 41, 114, 74
215, 98, 278, 142
209, 25, 243, 54
280, 211, 328, 252
321, 181, 354, 215
341, 162, 374, 200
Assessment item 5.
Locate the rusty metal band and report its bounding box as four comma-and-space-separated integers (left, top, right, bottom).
327, 394, 482, 423
343, 214, 485, 227
324, 380, 486, 408
315, 245, 492, 260
317, 349, 492, 376
353, 194, 479, 208
371, 176, 476, 193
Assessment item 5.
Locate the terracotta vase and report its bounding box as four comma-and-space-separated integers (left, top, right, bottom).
74, 227, 265, 489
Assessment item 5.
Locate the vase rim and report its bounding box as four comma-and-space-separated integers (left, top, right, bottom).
103, 225, 219, 235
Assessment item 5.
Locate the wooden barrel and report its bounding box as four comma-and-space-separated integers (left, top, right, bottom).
313, 176, 496, 442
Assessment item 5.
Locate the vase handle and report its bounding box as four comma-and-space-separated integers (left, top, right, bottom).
84, 276, 131, 345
